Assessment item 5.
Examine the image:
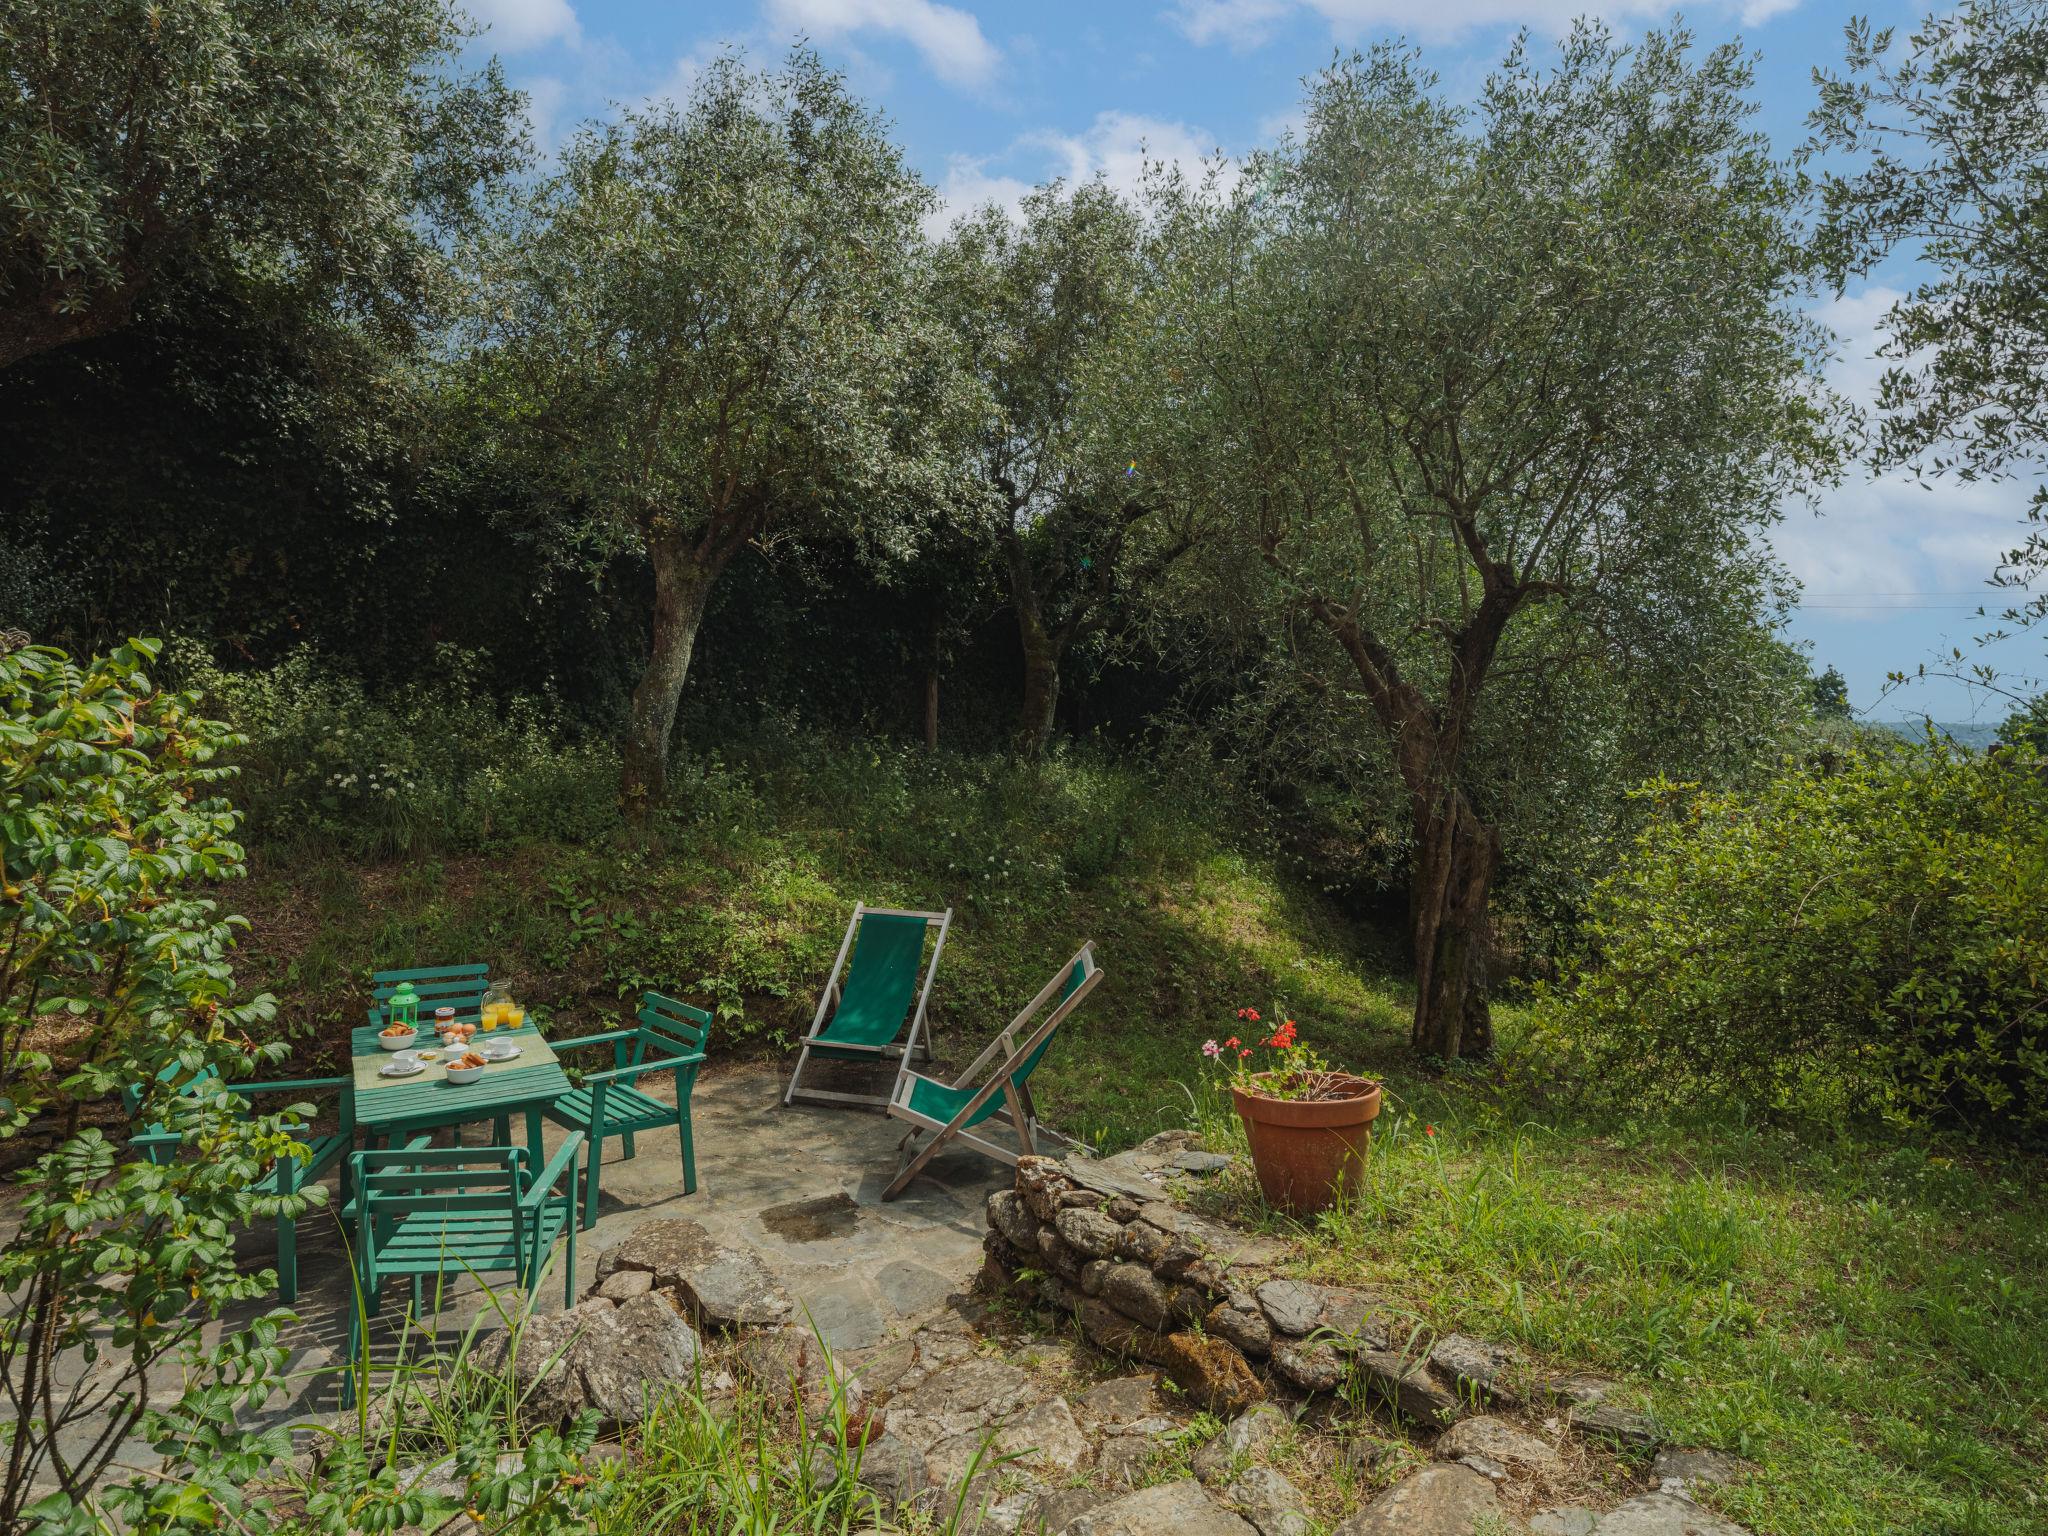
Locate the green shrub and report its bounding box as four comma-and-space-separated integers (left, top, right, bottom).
1537, 741, 2048, 1136
172, 643, 621, 856
0, 639, 300, 1524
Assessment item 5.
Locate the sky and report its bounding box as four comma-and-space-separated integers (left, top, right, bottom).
457, 0, 2043, 723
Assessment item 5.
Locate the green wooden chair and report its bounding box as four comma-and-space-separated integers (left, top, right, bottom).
366, 962, 510, 1144
545, 991, 709, 1230
340, 1134, 584, 1405
883, 942, 1101, 1201
126, 1066, 352, 1305
784, 904, 952, 1110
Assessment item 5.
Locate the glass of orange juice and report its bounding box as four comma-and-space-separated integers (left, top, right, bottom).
506, 1004, 526, 1030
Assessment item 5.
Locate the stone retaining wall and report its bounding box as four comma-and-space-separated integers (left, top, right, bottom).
983, 1151, 1631, 1445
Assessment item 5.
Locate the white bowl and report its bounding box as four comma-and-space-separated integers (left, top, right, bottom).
444, 1062, 486, 1084
377, 1029, 419, 1052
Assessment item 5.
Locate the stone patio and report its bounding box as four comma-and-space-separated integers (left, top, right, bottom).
25, 1059, 1008, 1483
279, 1060, 1008, 1371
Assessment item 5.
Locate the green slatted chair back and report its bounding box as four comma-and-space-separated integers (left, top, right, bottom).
121, 1060, 220, 1119
821, 913, 930, 1047
633, 991, 710, 1060
352, 1146, 532, 1273
369, 963, 491, 1029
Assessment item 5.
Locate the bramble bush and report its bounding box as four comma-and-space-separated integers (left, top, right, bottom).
1537, 739, 2048, 1137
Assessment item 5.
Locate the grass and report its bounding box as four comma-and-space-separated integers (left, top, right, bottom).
220, 739, 2046, 1536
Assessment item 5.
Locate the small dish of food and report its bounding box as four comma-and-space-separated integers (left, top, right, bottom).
444, 1052, 489, 1084
378, 1025, 418, 1051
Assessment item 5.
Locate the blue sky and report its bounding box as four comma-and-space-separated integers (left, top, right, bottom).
460, 0, 2043, 723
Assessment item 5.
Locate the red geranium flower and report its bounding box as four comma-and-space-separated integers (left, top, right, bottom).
1224, 1036, 1240, 1049
1424, 1124, 1436, 1138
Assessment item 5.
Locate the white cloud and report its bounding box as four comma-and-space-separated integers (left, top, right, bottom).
1769, 285, 2041, 622
926, 111, 1227, 236
764, 0, 998, 88
521, 75, 569, 153
463, 0, 580, 53
1169, 0, 1295, 49
1170, 0, 1802, 46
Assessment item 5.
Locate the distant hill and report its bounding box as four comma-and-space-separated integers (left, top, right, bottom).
1875, 719, 2003, 751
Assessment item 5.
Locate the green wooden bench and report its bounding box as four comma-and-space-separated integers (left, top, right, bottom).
544, 991, 708, 1229
126, 1066, 351, 1305
340, 1134, 583, 1405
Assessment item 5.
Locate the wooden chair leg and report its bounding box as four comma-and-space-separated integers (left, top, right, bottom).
581, 1129, 603, 1231
883, 1124, 952, 1201
678, 1108, 697, 1196
564, 1204, 578, 1307
276, 1214, 298, 1305
343, 1304, 361, 1409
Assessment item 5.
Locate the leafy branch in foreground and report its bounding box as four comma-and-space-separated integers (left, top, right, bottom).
0, 638, 297, 1524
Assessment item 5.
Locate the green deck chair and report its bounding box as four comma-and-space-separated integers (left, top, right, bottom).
366, 963, 510, 1144
544, 991, 709, 1229
784, 904, 953, 1111
125, 1066, 351, 1305
882, 942, 1100, 1200
340, 1134, 583, 1406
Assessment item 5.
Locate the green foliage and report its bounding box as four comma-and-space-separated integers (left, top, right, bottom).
0, 639, 301, 1520
1997, 691, 2048, 753
176, 643, 621, 857
1538, 741, 2048, 1135
1195, 1091, 2047, 1535
0, 0, 524, 370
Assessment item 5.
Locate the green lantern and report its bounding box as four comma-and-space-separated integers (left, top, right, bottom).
387, 981, 420, 1031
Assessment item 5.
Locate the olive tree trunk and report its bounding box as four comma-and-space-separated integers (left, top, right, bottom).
620, 535, 724, 821
1407, 783, 1500, 1059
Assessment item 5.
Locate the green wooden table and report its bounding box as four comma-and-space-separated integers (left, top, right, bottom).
348, 1022, 572, 1150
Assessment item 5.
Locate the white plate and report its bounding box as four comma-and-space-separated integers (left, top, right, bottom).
478, 1043, 522, 1062
379, 1060, 425, 1079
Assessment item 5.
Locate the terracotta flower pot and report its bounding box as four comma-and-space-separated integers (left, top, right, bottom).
1230, 1072, 1383, 1216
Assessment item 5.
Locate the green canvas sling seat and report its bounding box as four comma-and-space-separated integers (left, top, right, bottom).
543, 991, 709, 1229
339, 1133, 583, 1407
882, 941, 1100, 1200
784, 903, 953, 1111
125, 1066, 351, 1306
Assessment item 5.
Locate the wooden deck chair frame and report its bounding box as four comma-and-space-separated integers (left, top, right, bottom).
882, 941, 1100, 1200
784, 903, 953, 1111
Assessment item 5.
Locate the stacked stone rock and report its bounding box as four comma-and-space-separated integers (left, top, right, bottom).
985, 1154, 1525, 1429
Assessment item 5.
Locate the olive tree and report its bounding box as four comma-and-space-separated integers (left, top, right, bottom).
463, 51, 967, 814
936, 182, 1198, 756
0, 0, 522, 371
1145, 29, 1835, 1058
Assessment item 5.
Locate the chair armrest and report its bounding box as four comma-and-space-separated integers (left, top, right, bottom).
547, 1029, 637, 1054
582, 1049, 704, 1086
520, 1133, 585, 1210
236, 1076, 350, 1096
